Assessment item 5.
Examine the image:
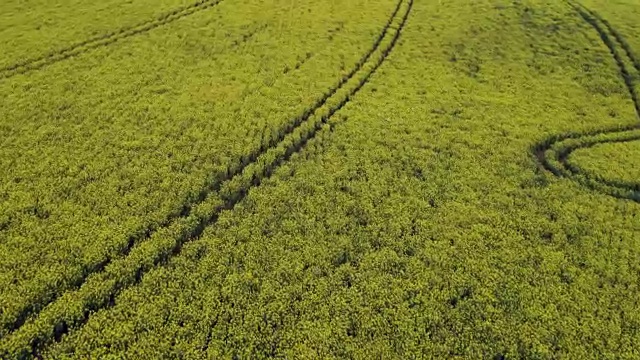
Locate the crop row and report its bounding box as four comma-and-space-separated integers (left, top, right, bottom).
0, 0, 412, 357
533, 0, 640, 202
0, 0, 225, 79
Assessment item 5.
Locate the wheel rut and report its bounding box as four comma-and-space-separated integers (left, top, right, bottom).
533, 1, 640, 203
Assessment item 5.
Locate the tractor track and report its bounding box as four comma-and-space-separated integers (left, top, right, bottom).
0, 0, 413, 357
533, 1, 640, 203
0, 0, 225, 79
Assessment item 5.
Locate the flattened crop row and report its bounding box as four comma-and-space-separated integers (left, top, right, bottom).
0, 0, 224, 79
532, 1, 640, 202
0, 0, 413, 357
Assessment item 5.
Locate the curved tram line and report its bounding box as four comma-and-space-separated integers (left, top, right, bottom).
533, 1, 640, 203
0, 0, 413, 357
0, 0, 225, 79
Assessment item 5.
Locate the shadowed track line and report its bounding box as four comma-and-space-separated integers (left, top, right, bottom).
532, 1, 640, 202
0, 0, 224, 79
0, 0, 413, 357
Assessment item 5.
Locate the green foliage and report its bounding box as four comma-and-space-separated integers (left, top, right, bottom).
568, 133, 640, 193
1, 0, 640, 358
534, 0, 640, 204
0, 0, 399, 343
0, 0, 206, 71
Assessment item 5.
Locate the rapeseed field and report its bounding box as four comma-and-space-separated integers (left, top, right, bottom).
0, 0, 639, 358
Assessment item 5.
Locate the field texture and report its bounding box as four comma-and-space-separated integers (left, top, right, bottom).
1, 0, 639, 358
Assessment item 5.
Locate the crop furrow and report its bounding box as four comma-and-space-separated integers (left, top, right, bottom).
0, 0, 413, 357
532, 1, 640, 203
0, 0, 224, 79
